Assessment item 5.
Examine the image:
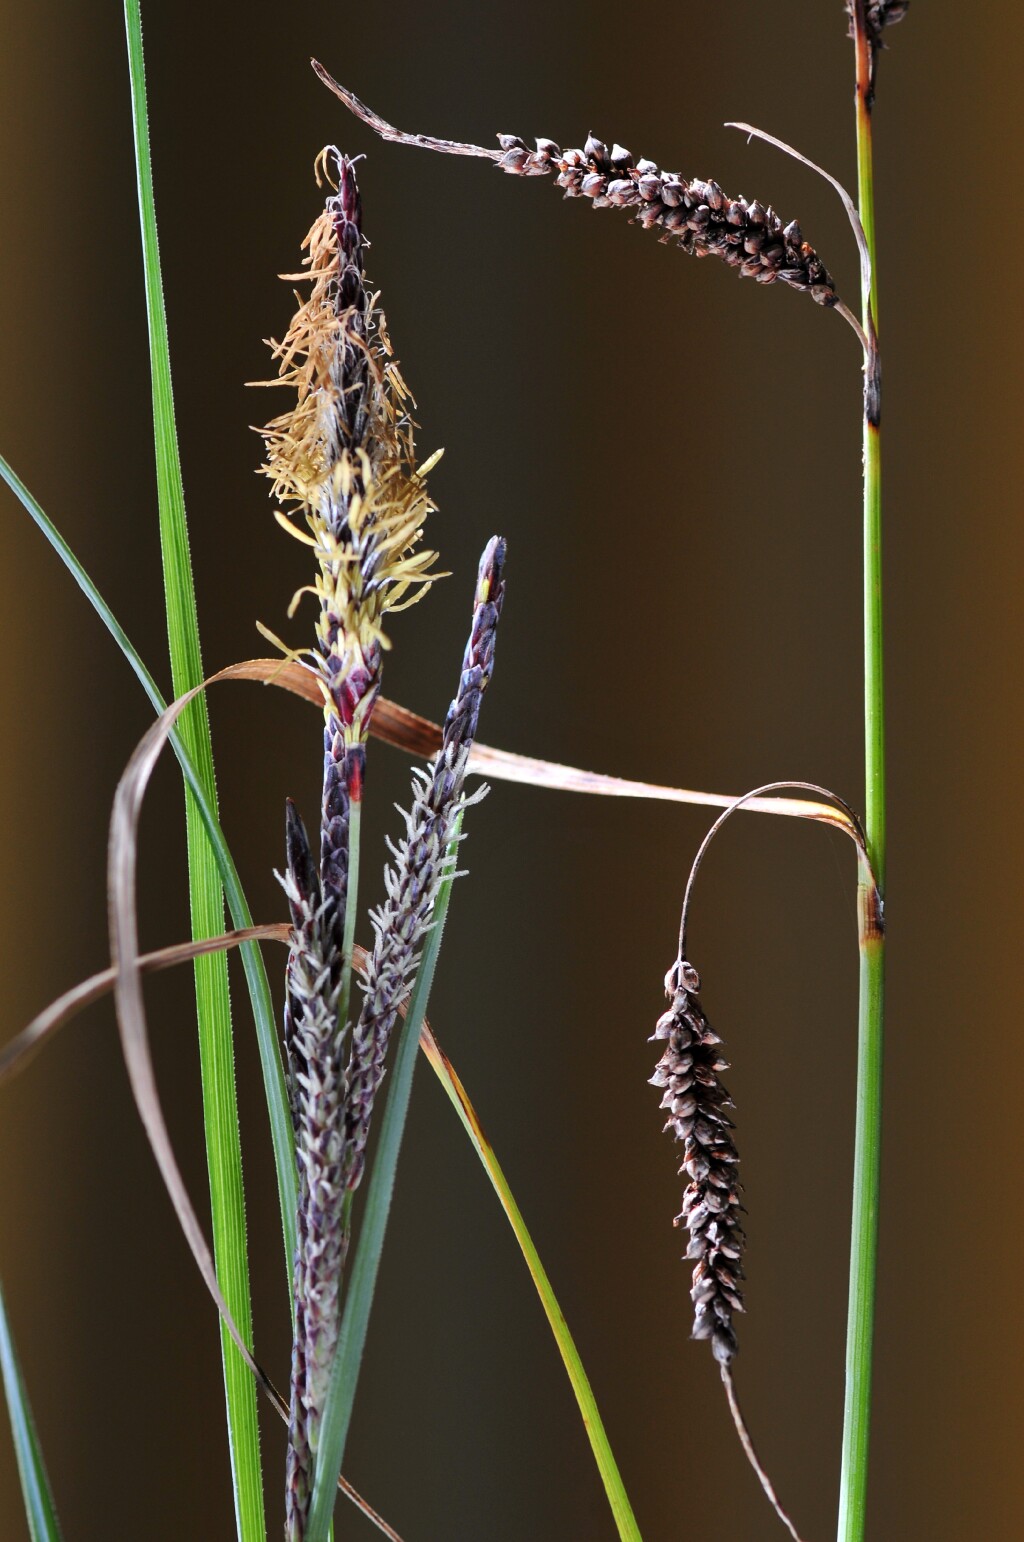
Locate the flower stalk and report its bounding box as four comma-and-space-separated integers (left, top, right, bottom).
839, 3, 898, 1538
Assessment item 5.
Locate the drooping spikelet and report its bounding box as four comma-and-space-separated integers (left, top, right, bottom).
493, 133, 838, 305
310, 73, 839, 312
342, 536, 507, 1192
280, 801, 348, 1541
650, 957, 745, 1365
256, 148, 440, 957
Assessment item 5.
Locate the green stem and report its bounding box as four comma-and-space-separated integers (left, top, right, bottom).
838, 12, 885, 1541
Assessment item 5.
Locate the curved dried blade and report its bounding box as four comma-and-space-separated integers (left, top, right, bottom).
108, 672, 283, 1396
311, 62, 499, 161
725, 120, 872, 303
0, 927, 289, 1088
227, 658, 856, 836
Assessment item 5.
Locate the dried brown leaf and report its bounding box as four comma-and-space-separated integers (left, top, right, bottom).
228, 657, 857, 835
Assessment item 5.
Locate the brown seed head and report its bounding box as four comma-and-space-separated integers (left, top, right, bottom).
494, 132, 838, 306
650, 956, 745, 1364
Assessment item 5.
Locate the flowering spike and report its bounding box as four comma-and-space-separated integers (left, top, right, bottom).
256, 146, 442, 961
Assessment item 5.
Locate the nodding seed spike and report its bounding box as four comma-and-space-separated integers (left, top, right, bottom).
313, 85, 842, 310
651, 956, 743, 1363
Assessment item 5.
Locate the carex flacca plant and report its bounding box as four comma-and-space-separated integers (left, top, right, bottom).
310, 0, 904, 1533
0, 2, 913, 1541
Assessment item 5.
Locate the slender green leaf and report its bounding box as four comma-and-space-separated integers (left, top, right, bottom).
122, 8, 264, 1531
0, 1277, 64, 1542
0, 454, 297, 1272
419, 1028, 642, 1540
306, 816, 463, 1542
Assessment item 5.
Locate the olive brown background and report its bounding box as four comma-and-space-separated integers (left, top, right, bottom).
0, 3, 1016, 1538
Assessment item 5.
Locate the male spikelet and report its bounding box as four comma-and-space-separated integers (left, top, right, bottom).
257, 148, 440, 959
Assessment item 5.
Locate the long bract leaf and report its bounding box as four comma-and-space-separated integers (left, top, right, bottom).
419, 1026, 643, 1541
0, 927, 289, 1089
225, 658, 856, 835
0, 1279, 64, 1542
125, 7, 262, 1531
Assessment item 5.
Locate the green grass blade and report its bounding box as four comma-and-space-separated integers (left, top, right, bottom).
122, 8, 264, 1532
306, 816, 464, 1542
0, 1277, 64, 1542
419, 1030, 642, 1541
0, 452, 297, 1275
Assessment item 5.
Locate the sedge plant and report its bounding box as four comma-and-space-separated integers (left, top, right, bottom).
0, 3, 909, 1540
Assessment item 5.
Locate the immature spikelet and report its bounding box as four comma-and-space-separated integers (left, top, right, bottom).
342, 536, 507, 1192
257, 149, 440, 954
847, 0, 909, 94
650, 958, 745, 1365
493, 132, 838, 305
280, 801, 348, 1541
852, 0, 910, 51
865, 0, 910, 34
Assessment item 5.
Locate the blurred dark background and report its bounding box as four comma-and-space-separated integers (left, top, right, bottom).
0, 3, 1017, 1538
